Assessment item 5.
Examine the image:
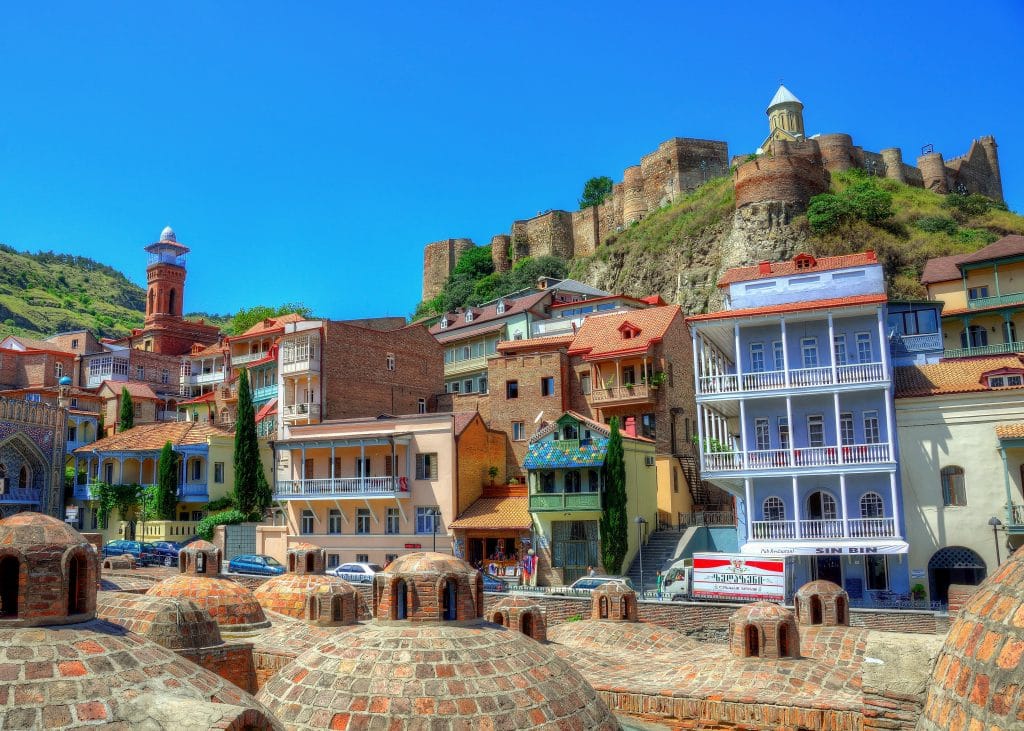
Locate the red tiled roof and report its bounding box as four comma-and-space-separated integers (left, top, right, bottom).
717, 251, 878, 287
496, 333, 576, 354
450, 496, 531, 530
0, 335, 76, 356
98, 380, 159, 400
189, 341, 226, 358
230, 313, 306, 340
996, 423, 1024, 439
568, 305, 681, 360
434, 321, 506, 344
428, 290, 550, 337
686, 294, 887, 323
894, 355, 1024, 398
181, 391, 217, 405
74, 421, 232, 453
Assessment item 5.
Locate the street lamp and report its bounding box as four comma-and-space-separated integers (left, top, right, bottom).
432, 508, 442, 553
989, 517, 1003, 566
634, 516, 647, 594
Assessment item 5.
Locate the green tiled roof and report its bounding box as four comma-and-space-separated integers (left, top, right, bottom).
524, 438, 608, 469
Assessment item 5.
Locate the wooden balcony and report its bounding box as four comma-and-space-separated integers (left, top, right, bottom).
698, 362, 886, 397
588, 383, 655, 406
529, 491, 602, 512
282, 403, 320, 422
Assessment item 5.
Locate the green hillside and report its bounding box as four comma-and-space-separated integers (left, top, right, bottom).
0, 244, 229, 340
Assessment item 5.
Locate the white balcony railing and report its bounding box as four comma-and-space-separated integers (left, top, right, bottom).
698, 362, 886, 396
751, 517, 897, 541
179, 484, 209, 498
703, 443, 892, 472
231, 351, 270, 366
282, 403, 320, 421
274, 476, 406, 498
157, 411, 184, 422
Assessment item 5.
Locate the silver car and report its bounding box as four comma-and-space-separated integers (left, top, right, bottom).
553, 576, 635, 595
328, 562, 383, 584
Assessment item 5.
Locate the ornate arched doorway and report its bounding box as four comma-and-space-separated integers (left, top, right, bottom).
928, 546, 986, 604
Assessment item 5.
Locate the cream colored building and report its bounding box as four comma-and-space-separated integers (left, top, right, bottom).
895, 355, 1024, 604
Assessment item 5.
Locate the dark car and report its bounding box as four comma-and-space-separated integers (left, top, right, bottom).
482, 574, 508, 592
102, 540, 158, 566
228, 554, 286, 576
149, 541, 182, 567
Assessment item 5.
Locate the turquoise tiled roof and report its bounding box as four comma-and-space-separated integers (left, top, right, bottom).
524, 438, 608, 469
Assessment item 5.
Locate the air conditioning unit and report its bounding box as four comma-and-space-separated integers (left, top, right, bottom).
644, 456, 655, 467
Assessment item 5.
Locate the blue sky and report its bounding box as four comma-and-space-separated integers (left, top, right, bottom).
1, 2, 1021, 320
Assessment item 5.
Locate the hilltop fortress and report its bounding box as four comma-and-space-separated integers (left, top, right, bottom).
422, 85, 1003, 301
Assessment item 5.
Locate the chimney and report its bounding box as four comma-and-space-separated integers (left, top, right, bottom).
865, 250, 877, 262
624, 416, 637, 438
758, 261, 772, 275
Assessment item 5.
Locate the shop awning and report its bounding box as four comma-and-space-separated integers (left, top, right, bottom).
740, 539, 909, 556
523, 438, 608, 469
450, 496, 532, 531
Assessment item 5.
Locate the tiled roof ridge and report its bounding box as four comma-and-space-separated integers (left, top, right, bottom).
717, 251, 878, 287
687, 293, 887, 322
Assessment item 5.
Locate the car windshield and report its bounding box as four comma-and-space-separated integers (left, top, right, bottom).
264, 556, 283, 567
367, 565, 383, 572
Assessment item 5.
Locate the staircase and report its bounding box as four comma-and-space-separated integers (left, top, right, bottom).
677, 444, 733, 512
624, 527, 688, 592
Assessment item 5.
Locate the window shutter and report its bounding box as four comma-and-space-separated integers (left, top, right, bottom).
430, 454, 438, 480
415, 454, 424, 480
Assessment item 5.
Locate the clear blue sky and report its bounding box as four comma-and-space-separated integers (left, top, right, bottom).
1, 2, 1021, 321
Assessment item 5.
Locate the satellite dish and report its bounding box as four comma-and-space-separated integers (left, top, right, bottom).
533, 411, 544, 424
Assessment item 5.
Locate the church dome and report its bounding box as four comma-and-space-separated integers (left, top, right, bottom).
917, 547, 1024, 729
159, 225, 176, 242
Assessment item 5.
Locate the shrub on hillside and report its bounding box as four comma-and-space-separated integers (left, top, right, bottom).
914, 216, 958, 234
808, 175, 893, 234
944, 192, 1006, 220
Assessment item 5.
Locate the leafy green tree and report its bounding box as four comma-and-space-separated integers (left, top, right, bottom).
232, 370, 269, 517
599, 417, 629, 575
579, 176, 614, 209
228, 303, 313, 336
451, 245, 494, 280
93, 482, 142, 530
155, 441, 178, 520
118, 387, 134, 432
845, 180, 893, 225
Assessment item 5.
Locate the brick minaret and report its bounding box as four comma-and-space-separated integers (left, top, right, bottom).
144, 226, 189, 325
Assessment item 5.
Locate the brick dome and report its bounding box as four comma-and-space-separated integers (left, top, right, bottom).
97, 592, 222, 651
254, 573, 358, 624
256, 623, 618, 729
0, 512, 99, 627
178, 539, 222, 575
729, 601, 799, 659
795, 580, 849, 626
147, 575, 270, 631
591, 582, 638, 621
372, 551, 483, 622
489, 595, 547, 641
917, 549, 1024, 730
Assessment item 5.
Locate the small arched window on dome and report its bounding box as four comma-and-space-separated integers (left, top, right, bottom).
18, 466, 29, 491
66, 548, 89, 616
305, 553, 315, 573
195, 551, 207, 574
442, 578, 458, 620
0, 555, 20, 617
394, 579, 408, 620
745, 624, 760, 657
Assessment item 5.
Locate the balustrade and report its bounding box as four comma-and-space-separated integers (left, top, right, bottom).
697, 361, 886, 396
703, 443, 891, 473
275, 476, 402, 498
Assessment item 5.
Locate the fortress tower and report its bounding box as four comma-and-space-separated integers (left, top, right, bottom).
762, 84, 805, 149
145, 226, 188, 325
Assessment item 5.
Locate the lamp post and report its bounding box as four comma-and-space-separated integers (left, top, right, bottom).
432, 508, 441, 553
634, 515, 647, 593
989, 516, 1003, 566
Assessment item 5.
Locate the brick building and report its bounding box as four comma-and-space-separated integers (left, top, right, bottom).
0, 336, 77, 390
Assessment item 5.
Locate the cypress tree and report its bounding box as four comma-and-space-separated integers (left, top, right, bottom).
233, 369, 263, 517
155, 440, 178, 520
600, 417, 629, 575
118, 387, 134, 432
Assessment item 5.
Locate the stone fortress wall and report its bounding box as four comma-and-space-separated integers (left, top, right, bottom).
421, 88, 1003, 301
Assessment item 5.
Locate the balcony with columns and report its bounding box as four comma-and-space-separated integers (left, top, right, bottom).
281, 371, 320, 425
584, 356, 660, 408
692, 305, 891, 401
280, 334, 319, 375
274, 436, 414, 500
71, 451, 214, 503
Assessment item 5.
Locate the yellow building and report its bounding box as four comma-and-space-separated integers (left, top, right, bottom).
263, 412, 506, 568
525, 412, 658, 585
922, 235, 1024, 358
895, 356, 1024, 605
71, 421, 268, 542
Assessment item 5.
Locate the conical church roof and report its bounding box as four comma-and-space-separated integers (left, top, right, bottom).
768, 84, 802, 109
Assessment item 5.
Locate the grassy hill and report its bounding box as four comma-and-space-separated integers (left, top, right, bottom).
0, 244, 229, 341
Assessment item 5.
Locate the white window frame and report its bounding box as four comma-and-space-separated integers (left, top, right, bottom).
801, 337, 819, 368
301, 510, 315, 535
763, 496, 785, 522
863, 410, 880, 444
754, 417, 770, 451
833, 335, 848, 367
840, 412, 854, 446
328, 509, 342, 534
859, 492, 885, 519
750, 343, 765, 373
855, 332, 872, 363
512, 421, 525, 441
777, 417, 789, 450
807, 414, 825, 448
386, 353, 395, 371
772, 341, 784, 371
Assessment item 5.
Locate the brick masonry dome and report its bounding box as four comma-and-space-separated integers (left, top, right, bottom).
146, 574, 271, 632
178, 539, 222, 575
591, 582, 639, 621
373, 551, 484, 622
285, 542, 326, 575
255, 623, 618, 730
0, 511, 99, 627
489, 595, 547, 641
795, 580, 850, 626
729, 601, 800, 659
254, 573, 358, 625
917, 547, 1024, 730
96, 592, 223, 651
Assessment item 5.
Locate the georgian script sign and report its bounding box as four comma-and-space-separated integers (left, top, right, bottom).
692, 555, 787, 601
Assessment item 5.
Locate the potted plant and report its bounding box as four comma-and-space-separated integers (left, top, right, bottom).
911, 583, 926, 601
647, 371, 667, 390
488, 465, 499, 486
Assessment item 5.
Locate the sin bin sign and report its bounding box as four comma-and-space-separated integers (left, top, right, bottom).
692, 554, 788, 602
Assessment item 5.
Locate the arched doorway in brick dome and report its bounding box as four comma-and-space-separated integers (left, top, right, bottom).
491, 611, 505, 626
521, 612, 534, 637
809, 595, 823, 625
835, 595, 847, 624
0, 555, 20, 617
778, 624, 791, 657
745, 625, 760, 657
305, 553, 315, 573
928, 547, 986, 605
442, 578, 457, 620
394, 579, 408, 620
66, 549, 89, 615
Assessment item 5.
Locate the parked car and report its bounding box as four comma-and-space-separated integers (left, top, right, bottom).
149, 541, 183, 567
552, 576, 635, 595
102, 540, 158, 566
482, 574, 508, 592
228, 554, 286, 576
327, 562, 383, 584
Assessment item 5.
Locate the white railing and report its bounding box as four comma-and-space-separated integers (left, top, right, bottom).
589, 384, 653, 403
847, 517, 897, 538
179, 483, 209, 498
157, 411, 184, 422
703, 443, 892, 472
751, 520, 797, 540
282, 403, 320, 420
274, 476, 404, 498
252, 385, 277, 402
194, 371, 224, 385
800, 518, 846, 539
697, 362, 887, 396
231, 351, 269, 366
741, 370, 786, 391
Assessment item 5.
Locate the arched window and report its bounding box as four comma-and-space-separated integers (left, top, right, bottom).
18, 466, 28, 491
763, 496, 785, 522
148, 289, 155, 314
807, 491, 837, 520
395, 579, 408, 620
745, 625, 760, 657
809, 595, 823, 625
331, 595, 344, 622
540, 471, 555, 493
940, 466, 967, 506
168, 288, 177, 315
521, 612, 534, 637
442, 578, 457, 620
305, 553, 315, 573
564, 471, 581, 493
67, 550, 88, 615
859, 492, 885, 518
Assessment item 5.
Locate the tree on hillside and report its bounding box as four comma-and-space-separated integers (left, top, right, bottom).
118, 387, 134, 432
579, 176, 614, 209
451, 245, 495, 280
155, 440, 178, 520
233, 370, 269, 517
229, 303, 313, 336
600, 417, 629, 575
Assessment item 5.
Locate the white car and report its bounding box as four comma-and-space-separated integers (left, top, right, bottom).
328, 562, 383, 584
552, 576, 635, 595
